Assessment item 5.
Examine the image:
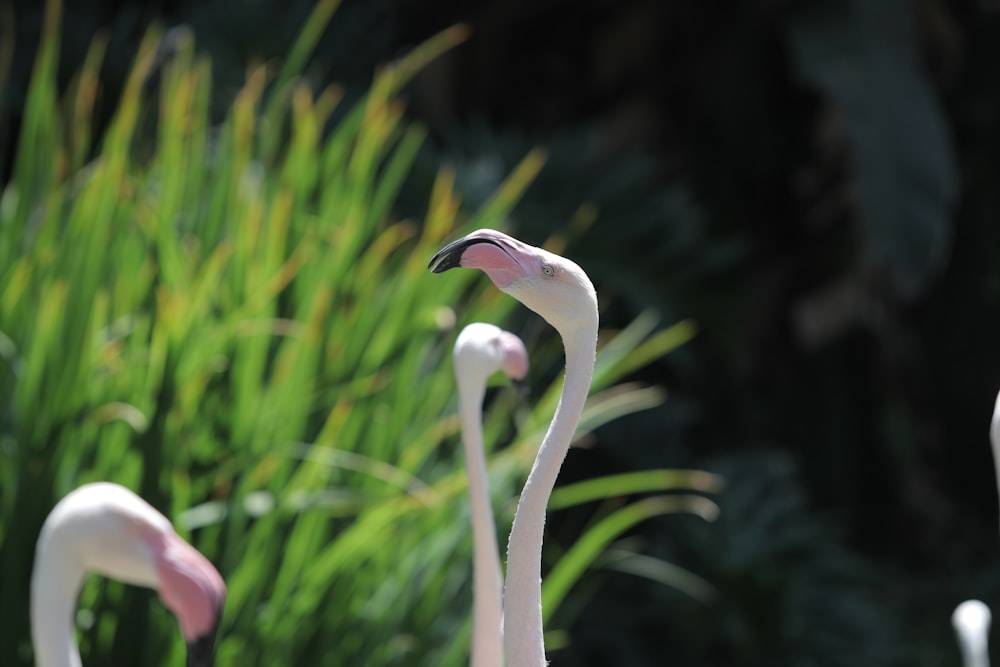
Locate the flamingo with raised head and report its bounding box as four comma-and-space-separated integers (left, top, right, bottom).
454, 322, 529, 667
31, 482, 226, 667
431, 229, 599, 667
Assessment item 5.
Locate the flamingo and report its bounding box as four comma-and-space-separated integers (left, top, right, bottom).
31, 482, 226, 667
431, 229, 599, 667
953, 599, 991, 667
454, 322, 529, 667
991, 389, 1000, 537
950, 391, 1000, 666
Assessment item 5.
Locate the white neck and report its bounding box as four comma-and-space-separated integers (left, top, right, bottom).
957, 639, 990, 667
503, 326, 597, 667
31, 546, 86, 667
991, 391, 1000, 539
457, 373, 505, 667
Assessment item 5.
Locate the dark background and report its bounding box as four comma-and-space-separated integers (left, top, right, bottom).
4, 0, 1000, 664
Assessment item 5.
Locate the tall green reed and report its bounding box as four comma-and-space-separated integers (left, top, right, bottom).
0, 2, 714, 664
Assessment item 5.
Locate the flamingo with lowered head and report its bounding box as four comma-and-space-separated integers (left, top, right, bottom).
454, 322, 529, 667
31, 482, 226, 667
431, 229, 598, 667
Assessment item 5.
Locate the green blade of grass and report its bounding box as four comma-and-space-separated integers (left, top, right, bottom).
548, 469, 724, 511
541, 494, 720, 624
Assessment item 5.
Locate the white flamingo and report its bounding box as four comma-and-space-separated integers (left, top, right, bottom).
31, 482, 226, 667
431, 229, 599, 667
951, 391, 1000, 666
991, 389, 1000, 537
953, 599, 991, 667
454, 322, 529, 667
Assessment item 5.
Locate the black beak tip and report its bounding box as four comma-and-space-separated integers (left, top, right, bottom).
428, 253, 459, 273
427, 241, 465, 273
429, 235, 501, 273
185, 607, 223, 667
185, 636, 215, 667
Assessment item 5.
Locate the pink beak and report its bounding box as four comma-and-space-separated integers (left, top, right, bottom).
428, 229, 532, 289
497, 330, 529, 381
147, 531, 226, 667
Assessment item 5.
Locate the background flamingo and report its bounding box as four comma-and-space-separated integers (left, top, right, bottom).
431, 228, 599, 667
954, 599, 992, 667
454, 322, 529, 667
950, 392, 1000, 666
31, 482, 225, 667
991, 390, 1000, 538
953, 391, 1000, 666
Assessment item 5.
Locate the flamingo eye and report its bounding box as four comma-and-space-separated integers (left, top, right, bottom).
541, 264, 555, 277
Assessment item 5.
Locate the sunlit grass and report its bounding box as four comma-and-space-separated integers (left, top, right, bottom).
0, 2, 711, 665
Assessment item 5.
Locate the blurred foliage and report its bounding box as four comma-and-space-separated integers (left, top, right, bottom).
784, 0, 957, 299
4, 0, 1000, 665
388, 1, 1000, 665
668, 452, 905, 666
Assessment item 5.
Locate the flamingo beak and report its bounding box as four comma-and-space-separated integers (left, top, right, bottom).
185, 607, 223, 667
149, 531, 226, 667
428, 230, 531, 289
428, 230, 509, 273
497, 330, 529, 381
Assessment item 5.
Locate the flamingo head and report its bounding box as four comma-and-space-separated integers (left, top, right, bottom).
36, 483, 226, 667
454, 322, 529, 390
952, 599, 991, 663
429, 229, 598, 339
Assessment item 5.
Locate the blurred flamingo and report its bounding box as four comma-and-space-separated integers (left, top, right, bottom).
953, 599, 991, 667
454, 322, 529, 667
31, 482, 225, 667
950, 390, 1000, 666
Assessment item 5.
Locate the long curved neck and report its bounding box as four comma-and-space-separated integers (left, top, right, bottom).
503, 325, 597, 667
457, 373, 505, 667
31, 546, 86, 667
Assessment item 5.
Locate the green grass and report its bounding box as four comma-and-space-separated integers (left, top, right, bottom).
0, 2, 711, 665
